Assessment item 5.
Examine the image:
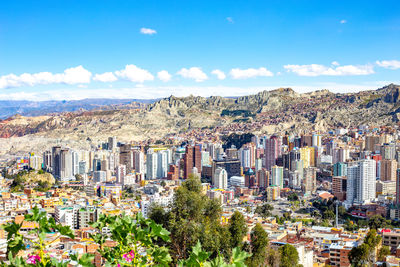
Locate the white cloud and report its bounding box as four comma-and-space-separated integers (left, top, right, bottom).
177, 67, 208, 82
226, 17, 234, 23
230, 67, 273, 79
331, 61, 340, 66
93, 72, 118, 82
0, 65, 92, 89
115, 64, 154, 83
157, 70, 172, 82
376, 60, 400, 70
211, 69, 226, 80
340, 19, 347, 24
284, 64, 374, 76
140, 27, 157, 35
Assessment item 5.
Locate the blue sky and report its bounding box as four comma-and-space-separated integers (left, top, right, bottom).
0, 0, 399, 100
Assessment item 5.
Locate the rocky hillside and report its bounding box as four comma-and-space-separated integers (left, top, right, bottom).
0, 84, 400, 145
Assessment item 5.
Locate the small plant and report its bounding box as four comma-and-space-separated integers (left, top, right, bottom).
178, 241, 251, 267
90, 212, 172, 266
1, 206, 94, 267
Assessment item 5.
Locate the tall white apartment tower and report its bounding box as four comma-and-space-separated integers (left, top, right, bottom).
346, 159, 376, 205
146, 150, 158, 179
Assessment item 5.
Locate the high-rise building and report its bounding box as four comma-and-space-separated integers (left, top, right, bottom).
365, 135, 380, 152
255, 158, 263, 171
213, 167, 228, 189
396, 169, 400, 204
332, 176, 347, 201
303, 167, 317, 195
301, 135, 313, 147
257, 168, 269, 188
60, 149, 73, 181
134, 150, 145, 174
288, 171, 302, 189
167, 165, 179, 180
157, 150, 169, 178
116, 165, 126, 184
239, 144, 255, 169
78, 161, 86, 175
108, 136, 117, 151
146, 150, 158, 180
271, 165, 283, 188
239, 147, 251, 169
380, 159, 397, 182
184, 145, 202, 179
264, 136, 282, 171
71, 151, 79, 176
312, 134, 322, 147
43, 151, 52, 172
299, 147, 315, 168
346, 159, 376, 205
52, 146, 61, 178
201, 151, 211, 166
333, 162, 347, 177
380, 143, 396, 160
120, 149, 134, 172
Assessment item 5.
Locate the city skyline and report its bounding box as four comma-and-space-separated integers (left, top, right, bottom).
1, 0, 400, 100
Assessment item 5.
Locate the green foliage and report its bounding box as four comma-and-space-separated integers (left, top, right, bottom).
1, 206, 93, 267
35, 180, 50, 192
90, 212, 172, 266
322, 210, 335, 220
378, 245, 391, 262
228, 211, 248, 249
178, 241, 251, 267
278, 244, 300, 267
349, 229, 382, 266
287, 193, 299, 201
221, 133, 255, 150
149, 176, 236, 262
246, 223, 269, 267
368, 215, 392, 230
255, 204, 274, 219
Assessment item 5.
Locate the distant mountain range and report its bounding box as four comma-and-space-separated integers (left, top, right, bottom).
0, 98, 158, 119
1, 84, 400, 142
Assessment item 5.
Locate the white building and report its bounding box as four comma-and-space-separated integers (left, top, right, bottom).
346, 159, 376, 205
213, 167, 228, 189
146, 150, 158, 179
134, 150, 145, 174
116, 165, 126, 184
230, 176, 245, 187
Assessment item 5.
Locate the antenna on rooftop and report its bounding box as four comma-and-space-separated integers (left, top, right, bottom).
335, 200, 339, 228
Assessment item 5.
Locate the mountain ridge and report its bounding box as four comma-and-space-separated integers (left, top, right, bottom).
0, 84, 399, 143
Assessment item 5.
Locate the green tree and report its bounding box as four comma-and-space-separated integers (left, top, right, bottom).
246, 223, 269, 267
287, 193, 299, 201
160, 180, 166, 187
323, 210, 335, 220
148, 203, 168, 226
228, 211, 248, 249
153, 176, 234, 263
255, 204, 274, 219
378, 245, 391, 262
349, 229, 382, 266
369, 215, 389, 230
279, 244, 299, 267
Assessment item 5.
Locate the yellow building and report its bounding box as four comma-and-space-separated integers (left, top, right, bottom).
300, 146, 315, 168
